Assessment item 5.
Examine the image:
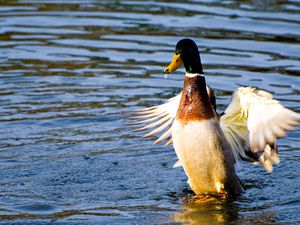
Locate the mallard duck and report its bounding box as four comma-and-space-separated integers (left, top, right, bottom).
131, 38, 300, 197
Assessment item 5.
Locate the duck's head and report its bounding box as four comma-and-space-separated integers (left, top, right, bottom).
164, 38, 203, 74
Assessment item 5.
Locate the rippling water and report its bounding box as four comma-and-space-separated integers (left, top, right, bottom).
1, 0, 300, 224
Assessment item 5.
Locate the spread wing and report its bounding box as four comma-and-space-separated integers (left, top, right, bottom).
129, 93, 181, 145
129, 86, 215, 147
130, 86, 300, 172
220, 87, 300, 172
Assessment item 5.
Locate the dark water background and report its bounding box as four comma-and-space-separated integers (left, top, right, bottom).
0, 0, 300, 224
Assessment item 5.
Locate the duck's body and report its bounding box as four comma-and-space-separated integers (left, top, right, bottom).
173, 119, 240, 194
131, 39, 300, 197
172, 74, 243, 195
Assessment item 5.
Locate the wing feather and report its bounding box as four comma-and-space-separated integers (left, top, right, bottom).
134, 114, 171, 132
130, 93, 181, 145
130, 86, 299, 173
154, 126, 173, 144
221, 87, 300, 172
142, 118, 173, 138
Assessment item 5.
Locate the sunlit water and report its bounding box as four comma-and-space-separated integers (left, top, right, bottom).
0, 0, 300, 224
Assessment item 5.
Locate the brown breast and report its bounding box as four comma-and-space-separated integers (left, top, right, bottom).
176, 75, 216, 123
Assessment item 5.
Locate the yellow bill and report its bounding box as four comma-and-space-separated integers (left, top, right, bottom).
164, 53, 183, 74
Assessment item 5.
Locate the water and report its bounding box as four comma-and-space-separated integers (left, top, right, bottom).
0, 0, 300, 224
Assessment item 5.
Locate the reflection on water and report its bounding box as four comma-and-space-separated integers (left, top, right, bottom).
173, 198, 280, 225
0, 0, 300, 224
173, 200, 238, 225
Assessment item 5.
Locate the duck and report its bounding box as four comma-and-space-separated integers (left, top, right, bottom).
131, 38, 300, 197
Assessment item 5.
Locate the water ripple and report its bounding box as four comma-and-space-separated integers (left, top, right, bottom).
0, 0, 299, 224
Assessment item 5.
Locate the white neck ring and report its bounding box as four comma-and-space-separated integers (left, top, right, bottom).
185, 73, 204, 78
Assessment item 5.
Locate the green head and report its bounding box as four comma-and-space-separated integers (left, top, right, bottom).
164, 38, 203, 74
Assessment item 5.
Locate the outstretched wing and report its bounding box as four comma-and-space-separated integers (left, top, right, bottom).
129, 85, 216, 146
129, 93, 181, 145
220, 87, 300, 172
